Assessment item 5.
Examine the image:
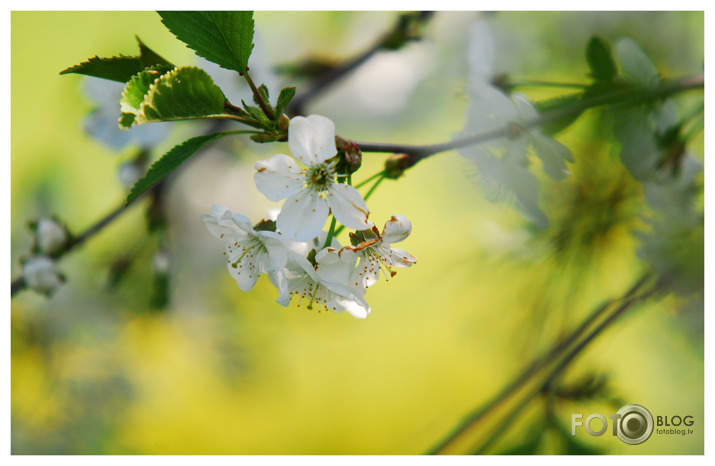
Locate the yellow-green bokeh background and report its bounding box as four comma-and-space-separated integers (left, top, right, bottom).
11, 11, 703, 454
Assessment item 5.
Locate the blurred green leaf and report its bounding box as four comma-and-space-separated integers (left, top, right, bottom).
119, 66, 226, 129
586, 36, 617, 83
615, 37, 660, 87
158, 11, 254, 73
125, 131, 245, 205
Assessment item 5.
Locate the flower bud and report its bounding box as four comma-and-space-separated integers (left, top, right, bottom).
382, 215, 412, 244
335, 136, 363, 175
35, 217, 67, 255
22, 256, 64, 296
384, 153, 416, 179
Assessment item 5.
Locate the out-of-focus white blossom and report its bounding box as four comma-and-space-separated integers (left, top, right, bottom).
22, 256, 64, 296
35, 217, 67, 256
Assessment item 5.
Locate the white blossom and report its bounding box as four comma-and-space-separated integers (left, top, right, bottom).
460, 20, 574, 227
202, 205, 289, 299
254, 115, 373, 241
344, 215, 417, 287
35, 217, 66, 255
22, 256, 64, 296
280, 248, 371, 319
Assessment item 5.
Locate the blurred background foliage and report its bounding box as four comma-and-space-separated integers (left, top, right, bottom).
11, 11, 703, 454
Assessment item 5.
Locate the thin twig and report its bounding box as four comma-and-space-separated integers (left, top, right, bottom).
287, 12, 434, 116
473, 279, 658, 454
355, 73, 704, 167
428, 274, 654, 454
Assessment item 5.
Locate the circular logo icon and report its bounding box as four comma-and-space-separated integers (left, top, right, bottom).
615, 404, 654, 445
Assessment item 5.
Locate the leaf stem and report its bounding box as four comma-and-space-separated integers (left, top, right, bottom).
355, 170, 385, 189
242, 70, 276, 121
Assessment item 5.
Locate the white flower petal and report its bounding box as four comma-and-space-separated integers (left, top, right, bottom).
531, 135, 572, 180
337, 295, 371, 319
326, 183, 373, 231
254, 153, 305, 202
202, 205, 252, 240
259, 232, 289, 270
384, 247, 417, 268
381, 215, 412, 244
512, 93, 539, 122
277, 189, 330, 241
315, 248, 357, 287
268, 269, 290, 307
225, 253, 260, 292
468, 20, 495, 83
288, 115, 337, 165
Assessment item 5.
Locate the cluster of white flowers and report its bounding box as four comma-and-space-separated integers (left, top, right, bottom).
21, 217, 68, 296
203, 115, 416, 318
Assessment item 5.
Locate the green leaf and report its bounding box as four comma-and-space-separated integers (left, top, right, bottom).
126, 131, 247, 205
158, 11, 255, 73
275, 87, 296, 116
120, 66, 173, 116
586, 36, 617, 83
253, 83, 270, 107
60, 38, 173, 83
60, 55, 144, 83
119, 66, 227, 129
241, 100, 271, 127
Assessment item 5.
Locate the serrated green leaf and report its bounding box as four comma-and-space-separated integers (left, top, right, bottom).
586, 36, 617, 83
126, 131, 247, 205
119, 113, 136, 127
60, 55, 144, 83
120, 66, 227, 129
120, 66, 173, 117
241, 100, 271, 126
275, 87, 296, 116
158, 11, 255, 73
61, 39, 173, 83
